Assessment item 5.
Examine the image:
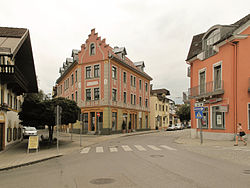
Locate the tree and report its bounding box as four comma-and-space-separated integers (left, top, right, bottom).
40, 97, 80, 141
19, 94, 80, 142
176, 104, 190, 124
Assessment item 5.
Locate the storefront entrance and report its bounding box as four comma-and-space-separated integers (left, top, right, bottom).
0, 123, 4, 151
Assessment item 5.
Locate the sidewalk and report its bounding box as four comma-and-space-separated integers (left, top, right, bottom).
0, 130, 158, 171
174, 129, 250, 166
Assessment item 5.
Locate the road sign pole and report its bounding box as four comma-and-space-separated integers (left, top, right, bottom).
200, 118, 203, 144
80, 113, 82, 147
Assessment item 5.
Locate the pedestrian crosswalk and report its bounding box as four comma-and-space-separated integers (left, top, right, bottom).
80, 144, 177, 154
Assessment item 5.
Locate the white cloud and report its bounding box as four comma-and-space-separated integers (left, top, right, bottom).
1, 0, 249, 101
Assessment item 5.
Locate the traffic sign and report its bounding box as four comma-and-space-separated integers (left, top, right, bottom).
195, 111, 203, 119
97, 112, 100, 117
194, 107, 204, 111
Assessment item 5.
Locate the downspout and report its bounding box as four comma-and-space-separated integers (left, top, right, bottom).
226, 40, 238, 136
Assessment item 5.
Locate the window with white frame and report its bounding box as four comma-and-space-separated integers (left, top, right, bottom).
86, 66, 91, 79
212, 106, 225, 129
94, 65, 100, 77
94, 88, 99, 100
199, 71, 206, 94
139, 80, 142, 90
112, 89, 117, 101
112, 66, 117, 79
123, 92, 126, 103
214, 64, 222, 90
86, 89, 91, 101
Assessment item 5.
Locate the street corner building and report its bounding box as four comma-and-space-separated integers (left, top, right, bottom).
55, 29, 153, 134
0, 27, 38, 150
186, 14, 250, 140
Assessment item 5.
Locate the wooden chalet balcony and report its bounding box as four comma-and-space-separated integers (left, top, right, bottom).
188, 80, 224, 99
0, 64, 29, 94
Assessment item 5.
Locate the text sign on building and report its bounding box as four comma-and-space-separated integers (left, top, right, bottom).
87, 81, 99, 87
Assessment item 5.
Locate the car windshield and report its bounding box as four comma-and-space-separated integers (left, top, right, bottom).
26, 127, 36, 131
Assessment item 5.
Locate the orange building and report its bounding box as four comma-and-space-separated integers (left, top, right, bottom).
55, 29, 152, 134
186, 14, 250, 140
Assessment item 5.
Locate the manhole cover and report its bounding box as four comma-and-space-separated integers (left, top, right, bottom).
90, 178, 115, 185
150, 154, 164, 158
243, 170, 250, 174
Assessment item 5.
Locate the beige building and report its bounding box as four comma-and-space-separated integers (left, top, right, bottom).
150, 88, 170, 130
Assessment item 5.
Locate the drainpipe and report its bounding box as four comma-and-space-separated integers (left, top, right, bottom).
226, 40, 238, 136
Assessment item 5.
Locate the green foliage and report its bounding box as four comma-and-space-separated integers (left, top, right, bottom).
176, 104, 190, 123
19, 94, 80, 141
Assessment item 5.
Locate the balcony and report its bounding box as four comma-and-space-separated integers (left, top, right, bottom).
188, 80, 224, 99
0, 64, 29, 94
248, 78, 250, 92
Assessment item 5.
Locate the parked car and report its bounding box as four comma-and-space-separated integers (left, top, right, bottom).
167, 125, 176, 131
175, 123, 183, 130
23, 127, 37, 138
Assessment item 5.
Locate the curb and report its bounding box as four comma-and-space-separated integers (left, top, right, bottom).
0, 154, 63, 172
120, 130, 159, 137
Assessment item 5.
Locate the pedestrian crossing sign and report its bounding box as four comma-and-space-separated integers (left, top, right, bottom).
195, 111, 203, 119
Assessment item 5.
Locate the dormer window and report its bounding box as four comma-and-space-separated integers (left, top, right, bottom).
203, 28, 220, 59
90, 43, 96, 56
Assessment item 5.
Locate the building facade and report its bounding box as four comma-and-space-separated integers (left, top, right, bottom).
56, 29, 152, 134
0, 27, 38, 150
186, 14, 250, 140
150, 88, 170, 130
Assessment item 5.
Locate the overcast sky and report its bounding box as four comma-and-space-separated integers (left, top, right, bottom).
1, 0, 249, 103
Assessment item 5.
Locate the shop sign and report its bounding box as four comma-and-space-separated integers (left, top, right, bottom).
219, 105, 228, 112
0, 113, 5, 122
27, 136, 39, 153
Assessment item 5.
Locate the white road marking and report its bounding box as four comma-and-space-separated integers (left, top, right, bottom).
109, 147, 118, 152
134, 145, 146, 151
122, 145, 133, 151
160, 145, 177, 151
80, 147, 91, 154
147, 145, 161, 151
96, 147, 104, 153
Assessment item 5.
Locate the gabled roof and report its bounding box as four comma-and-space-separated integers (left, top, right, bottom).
186, 14, 250, 61
151, 88, 170, 96
0, 27, 38, 93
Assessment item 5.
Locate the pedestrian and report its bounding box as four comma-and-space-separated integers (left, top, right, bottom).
234, 123, 247, 146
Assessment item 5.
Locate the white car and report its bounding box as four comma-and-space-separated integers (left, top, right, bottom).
167, 125, 176, 131
23, 127, 37, 138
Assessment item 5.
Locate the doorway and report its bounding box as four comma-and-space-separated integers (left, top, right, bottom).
0, 123, 4, 151
90, 112, 95, 131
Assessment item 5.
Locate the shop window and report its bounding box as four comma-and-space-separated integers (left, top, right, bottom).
212, 106, 225, 129
112, 112, 117, 131
13, 127, 17, 141
7, 127, 12, 142
145, 115, 148, 128
18, 127, 21, 139
198, 107, 209, 129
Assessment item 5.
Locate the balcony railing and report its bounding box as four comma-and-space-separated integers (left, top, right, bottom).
0, 64, 29, 93
188, 80, 224, 99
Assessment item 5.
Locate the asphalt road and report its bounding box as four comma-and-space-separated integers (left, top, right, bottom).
1, 132, 250, 188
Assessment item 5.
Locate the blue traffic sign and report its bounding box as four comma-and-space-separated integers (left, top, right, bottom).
195, 111, 203, 119
194, 107, 204, 111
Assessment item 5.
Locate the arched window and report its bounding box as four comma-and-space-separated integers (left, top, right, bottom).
90, 43, 96, 56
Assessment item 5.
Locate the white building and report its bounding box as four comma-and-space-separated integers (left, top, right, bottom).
0, 27, 38, 151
